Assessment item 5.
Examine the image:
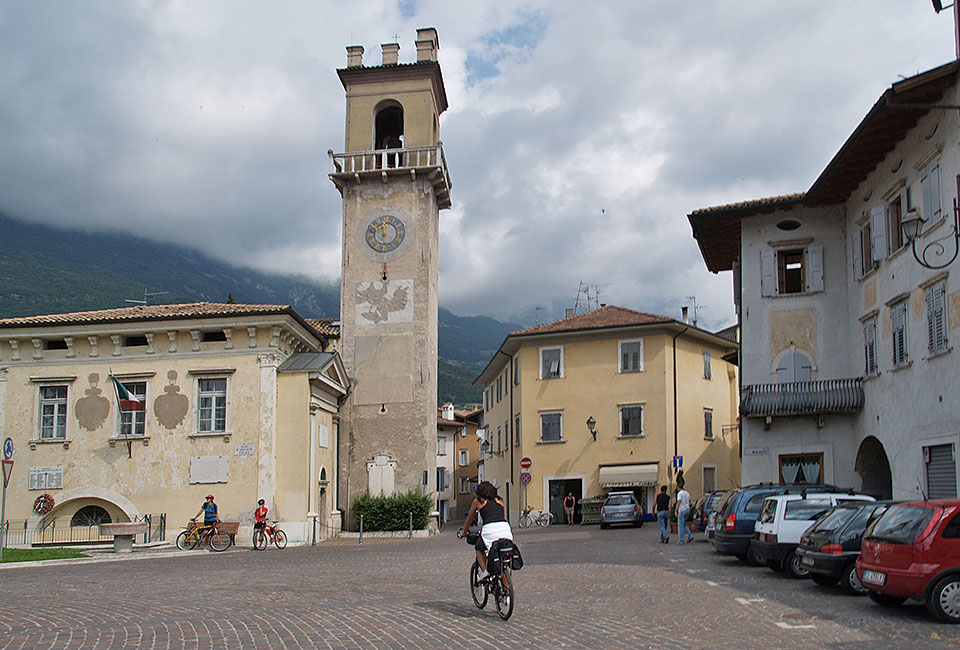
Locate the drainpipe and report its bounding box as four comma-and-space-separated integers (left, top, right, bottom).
497, 349, 515, 524
672, 326, 688, 495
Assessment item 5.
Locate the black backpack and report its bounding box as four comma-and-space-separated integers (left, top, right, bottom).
486, 538, 524, 573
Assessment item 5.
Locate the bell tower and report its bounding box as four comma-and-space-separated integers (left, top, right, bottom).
328, 28, 451, 519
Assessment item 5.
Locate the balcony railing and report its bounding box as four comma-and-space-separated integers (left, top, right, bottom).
328, 144, 451, 209
741, 378, 864, 418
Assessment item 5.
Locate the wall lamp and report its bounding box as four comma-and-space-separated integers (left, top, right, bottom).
901, 191, 960, 270
586, 416, 597, 441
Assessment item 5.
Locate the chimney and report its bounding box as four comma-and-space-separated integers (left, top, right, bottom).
415, 27, 439, 62
381, 42, 399, 65
441, 402, 454, 420
346, 45, 364, 67
681, 306, 689, 323
565, 308, 574, 319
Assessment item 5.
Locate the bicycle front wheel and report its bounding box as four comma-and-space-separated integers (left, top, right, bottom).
208, 529, 232, 552
518, 514, 533, 529
253, 529, 267, 551
496, 568, 515, 620
176, 530, 194, 550
273, 530, 287, 549
470, 561, 488, 609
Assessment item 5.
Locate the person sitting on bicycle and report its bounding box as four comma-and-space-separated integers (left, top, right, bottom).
254, 499, 268, 530
460, 480, 513, 581
192, 494, 219, 528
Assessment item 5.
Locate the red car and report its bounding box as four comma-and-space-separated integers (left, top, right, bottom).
856, 499, 960, 623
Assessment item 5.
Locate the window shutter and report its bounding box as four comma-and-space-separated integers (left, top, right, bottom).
852, 232, 863, 280
870, 206, 888, 261
806, 244, 824, 292
927, 284, 947, 353
863, 320, 877, 375
922, 160, 942, 223
732, 260, 742, 314
760, 250, 775, 296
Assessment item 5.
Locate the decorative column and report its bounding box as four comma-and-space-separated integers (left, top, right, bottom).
257, 353, 282, 515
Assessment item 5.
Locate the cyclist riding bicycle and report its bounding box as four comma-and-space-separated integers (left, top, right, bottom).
461, 480, 513, 581
192, 494, 219, 528
254, 499, 268, 530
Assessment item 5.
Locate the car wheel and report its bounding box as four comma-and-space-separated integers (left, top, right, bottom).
927, 575, 960, 623
785, 550, 810, 578
766, 558, 783, 572
811, 573, 839, 587
840, 562, 868, 595
746, 544, 765, 567
735, 553, 748, 563
868, 591, 907, 608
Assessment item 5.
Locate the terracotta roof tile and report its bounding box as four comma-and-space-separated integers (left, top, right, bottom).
0, 302, 291, 329
511, 305, 673, 337
688, 193, 806, 217
306, 318, 340, 337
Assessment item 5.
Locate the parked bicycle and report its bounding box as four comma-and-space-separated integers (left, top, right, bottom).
176, 519, 232, 552
518, 508, 554, 528
253, 520, 288, 550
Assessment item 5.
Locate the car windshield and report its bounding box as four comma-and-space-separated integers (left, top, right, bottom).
758, 499, 778, 524
866, 505, 937, 544
605, 496, 633, 506
716, 490, 737, 515
784, 499, 831, 521
809, 506, 856, 533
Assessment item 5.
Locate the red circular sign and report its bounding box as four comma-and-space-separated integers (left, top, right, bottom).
520, 472, 532, 484
520, 457, 532, 469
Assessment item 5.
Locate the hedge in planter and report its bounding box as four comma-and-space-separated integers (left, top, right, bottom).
351, 491, 433, 531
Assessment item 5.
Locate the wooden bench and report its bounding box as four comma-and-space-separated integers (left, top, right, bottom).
100, 522, 148, 553
188, 521, 239, 541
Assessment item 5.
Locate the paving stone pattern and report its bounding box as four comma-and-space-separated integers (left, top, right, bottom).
0, 524, 957, 649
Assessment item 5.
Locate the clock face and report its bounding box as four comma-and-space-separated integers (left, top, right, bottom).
364, 214, 406, 253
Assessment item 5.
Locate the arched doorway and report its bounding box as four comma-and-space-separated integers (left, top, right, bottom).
374, 102, 404, 151
855, 436, 892, 499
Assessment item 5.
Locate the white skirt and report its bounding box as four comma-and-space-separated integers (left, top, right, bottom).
481, 521, 513, 550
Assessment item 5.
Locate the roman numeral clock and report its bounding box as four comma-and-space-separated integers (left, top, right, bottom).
328, 29, 452, 520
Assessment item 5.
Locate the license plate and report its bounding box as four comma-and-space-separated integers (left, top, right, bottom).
862, 570, 886, 585
801, 555, 814, 566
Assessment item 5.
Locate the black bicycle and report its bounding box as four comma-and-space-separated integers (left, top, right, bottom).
470, 545, 515, 620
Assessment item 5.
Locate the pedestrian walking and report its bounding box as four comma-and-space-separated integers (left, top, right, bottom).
676, 485, 693, 544
655, 485, 671, 543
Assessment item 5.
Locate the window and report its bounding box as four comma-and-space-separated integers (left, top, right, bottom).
514, 415, 520, 446
761, 245, 823, 296
44, 339, 68, 350
201, 331, 227, 342
485, 388, 490, 411
775, 350, 812, 383
891, 301, 908, 367
504, 420, 509, 449
198, 378, 227, 433
540, 346, 563, 379
123, 335, 148, 347
619, 404, 643, 437
854, 219, 876, 279
539, 411, 562, 442
496, 375, 502, 402
703, 408, 714, 440
29, 466, 63, 490
458, 449, 469, 466
436, 467, 447, 492
703, 349, 712, 379
922, 158, 942, 223
39, 386, 68, 439
458, 476, 471, 494
513, 355, 520, 385
618, 339, 643, 373
71, 505, 111, 527
437, 436, 446, 456
702, 466, 716, 493
925, 443, 957, 499
497, 427, 502, 453
119, 381, 147, 437
784, 499, 831, 521
887, 192, 905, 252
778, 453, 824, 484
863, 317, 878, 375
926, 282, 948, 355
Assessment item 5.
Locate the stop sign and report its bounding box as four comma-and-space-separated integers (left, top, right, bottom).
520, 457, 531, 470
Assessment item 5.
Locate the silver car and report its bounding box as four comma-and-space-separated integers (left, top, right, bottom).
600, 491, 642, 529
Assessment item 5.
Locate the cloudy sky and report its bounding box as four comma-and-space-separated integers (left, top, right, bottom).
0, 2, 955, 329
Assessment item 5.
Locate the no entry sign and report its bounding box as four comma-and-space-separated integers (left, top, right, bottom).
520, 457, 532, 470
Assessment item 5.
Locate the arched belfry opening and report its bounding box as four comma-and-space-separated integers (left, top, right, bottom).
375, 102, 404, 151
855, 436, 893, 499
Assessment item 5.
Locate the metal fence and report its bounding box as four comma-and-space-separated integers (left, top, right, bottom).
1, 513, 165, 547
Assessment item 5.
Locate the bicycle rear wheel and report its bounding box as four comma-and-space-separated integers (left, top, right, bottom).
253, 529, 267, 551
495, 568, 515, 620
208, 529, 232, 552
470, 561, 488, 609
273, 530, 287, 549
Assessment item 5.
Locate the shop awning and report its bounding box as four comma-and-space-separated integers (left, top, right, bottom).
599, 463, 659, 488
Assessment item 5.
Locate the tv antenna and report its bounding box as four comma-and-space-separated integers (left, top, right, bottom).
125, 290, 169, 306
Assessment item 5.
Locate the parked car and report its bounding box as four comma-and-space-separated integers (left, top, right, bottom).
600, 491, 642, 529
796, 501, 894, 594
711, 483, 846, 565
693, 490, 728, 535
857, 499, 960, 623
753, 492, 875, 578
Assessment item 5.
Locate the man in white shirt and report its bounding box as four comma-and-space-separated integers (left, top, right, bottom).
676, 486, 693, 544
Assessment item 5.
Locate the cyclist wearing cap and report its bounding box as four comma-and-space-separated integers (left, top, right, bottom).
193, 494, 219, 527
254, 499, 268, 530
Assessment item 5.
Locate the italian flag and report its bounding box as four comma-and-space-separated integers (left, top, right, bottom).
111, 376, 143, 412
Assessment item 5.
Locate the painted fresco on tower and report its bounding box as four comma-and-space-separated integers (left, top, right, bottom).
356, 279, 413, 324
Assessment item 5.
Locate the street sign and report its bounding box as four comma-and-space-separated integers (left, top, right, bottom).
672, 455, 683, 469
2, 437, 12, 460
1, 460, 12, 488
519, 472, 531, 485
520, 457, 532, 470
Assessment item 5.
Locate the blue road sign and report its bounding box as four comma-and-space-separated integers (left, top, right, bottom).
2, 438, 12, 460
672, 455, 683, 469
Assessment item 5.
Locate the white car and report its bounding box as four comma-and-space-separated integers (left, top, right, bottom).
752, 492, 875, 577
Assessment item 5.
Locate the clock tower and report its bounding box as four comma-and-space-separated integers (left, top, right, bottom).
328, 28, 451, 520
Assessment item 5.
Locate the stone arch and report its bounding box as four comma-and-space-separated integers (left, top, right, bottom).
374, 99, 404, 150
855, 436, 892, 499
37, 487, 141, 524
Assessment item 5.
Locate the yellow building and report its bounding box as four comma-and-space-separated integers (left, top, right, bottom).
0, 303, 348, 545
474, 305, 740, 522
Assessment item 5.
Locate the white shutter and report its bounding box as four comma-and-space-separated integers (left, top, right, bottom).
852, 232, 863, 280
806, 244, 824, 292
870, 206, 888, 261
863, 320, 877, 375
732, 260, 742, 314
927, 284, 947, 353
760, 250, 776, 296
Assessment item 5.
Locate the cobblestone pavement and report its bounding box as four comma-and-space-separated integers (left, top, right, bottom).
1, 523, 958, 649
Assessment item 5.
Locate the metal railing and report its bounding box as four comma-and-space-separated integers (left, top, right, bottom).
741, 378, 864, 417
2, 513, 165, 547
328, 145, 452, 205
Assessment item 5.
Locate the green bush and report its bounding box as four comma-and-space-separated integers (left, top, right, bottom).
351, 491, 433, 531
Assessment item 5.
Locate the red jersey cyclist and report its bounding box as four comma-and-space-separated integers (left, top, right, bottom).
254, 499, 268, 530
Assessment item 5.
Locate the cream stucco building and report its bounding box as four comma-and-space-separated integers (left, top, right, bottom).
474, 305, 740, 521
0, 303, 347, 545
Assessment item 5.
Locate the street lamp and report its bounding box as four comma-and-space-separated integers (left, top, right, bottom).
586, 416, 597, 441
901, 195, 960, 270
